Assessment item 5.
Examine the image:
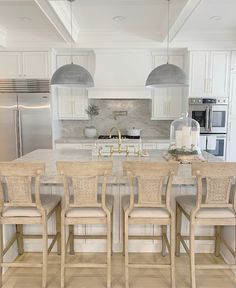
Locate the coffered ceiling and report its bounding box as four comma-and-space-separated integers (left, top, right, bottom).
0, 0, 236, 49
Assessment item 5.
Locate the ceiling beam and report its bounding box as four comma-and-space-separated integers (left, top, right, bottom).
0, 25, 7, 48
34, 0, 79, 43
169, 0, 202, 41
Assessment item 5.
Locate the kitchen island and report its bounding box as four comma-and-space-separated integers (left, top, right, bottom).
9, 149, 228, 256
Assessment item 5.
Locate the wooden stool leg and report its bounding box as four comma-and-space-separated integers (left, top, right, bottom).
16, 224, 24, 255
107, 216, 111, 288
190, 223, 196, 288
69, 225, 74, 255
123, 209, 125, 256
56, 204, 61, 255
215, 226, 221, 257
170, 219, 176, 288
111, 209, 113, 256
61, 220, 66, 288
42, 221, 48, 288
0, 224, 3, 288
125, 214, 129, 288
162, 225, 167, 257
176, 203, 182, 257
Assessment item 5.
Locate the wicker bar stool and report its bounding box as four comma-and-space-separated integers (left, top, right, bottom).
122, 161, 178, 288
175, 162, 236, 288
0, 162, 61, 288
57, 161, 114, 288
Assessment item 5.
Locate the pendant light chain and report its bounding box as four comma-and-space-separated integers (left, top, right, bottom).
70, 0, 73, 64
167, 0, 170, 64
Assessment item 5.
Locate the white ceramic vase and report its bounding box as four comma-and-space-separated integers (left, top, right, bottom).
84, 126, 97, 138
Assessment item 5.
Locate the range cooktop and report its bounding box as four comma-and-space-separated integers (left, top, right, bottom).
98, 135, 140, 140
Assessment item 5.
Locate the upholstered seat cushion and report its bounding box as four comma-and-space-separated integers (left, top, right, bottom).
176, 195, 236, 219
66, 194, 114, 218
3, 194, 61, 217
121, 195, 170, 218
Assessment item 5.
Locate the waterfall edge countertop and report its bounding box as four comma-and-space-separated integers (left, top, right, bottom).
13, 149, 220, 185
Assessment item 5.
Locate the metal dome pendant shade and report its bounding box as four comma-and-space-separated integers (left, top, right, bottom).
145, 0, 188, 88
51, 63, 94, 88
51, 0, 94, 88
146, 63, 187, 88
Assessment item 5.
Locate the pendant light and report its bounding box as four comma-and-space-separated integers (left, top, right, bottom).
51, 0, 94, 88
145, 0, 188, 88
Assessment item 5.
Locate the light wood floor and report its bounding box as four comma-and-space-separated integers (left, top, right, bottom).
2, 253, 236, 288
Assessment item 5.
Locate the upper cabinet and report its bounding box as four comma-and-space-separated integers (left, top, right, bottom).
55, 53, 94, 120
0, 51, 49, 78
151, 53, 185, 120
189, 51, 230, 98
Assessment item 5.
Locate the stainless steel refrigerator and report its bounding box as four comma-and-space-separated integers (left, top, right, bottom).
0, 79, 52, 161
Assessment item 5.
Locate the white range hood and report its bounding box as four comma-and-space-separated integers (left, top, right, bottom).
88, 49, 152, 99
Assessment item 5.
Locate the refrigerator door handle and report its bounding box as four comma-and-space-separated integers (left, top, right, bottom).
18, 109, 23, 157
14, 109, 20, 157
209, 107, 213, 132
205, 106, 209, 131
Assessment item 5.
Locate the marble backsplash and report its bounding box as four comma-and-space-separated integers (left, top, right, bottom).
57, 99, 171, 139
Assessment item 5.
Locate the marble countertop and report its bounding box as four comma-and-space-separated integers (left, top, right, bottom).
14, 149, 219, 185
55, 137, 170, 144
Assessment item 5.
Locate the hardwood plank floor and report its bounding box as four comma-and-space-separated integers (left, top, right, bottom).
2, 253, 236, 287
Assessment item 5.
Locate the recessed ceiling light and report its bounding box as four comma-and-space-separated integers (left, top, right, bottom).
18, 17, 32, 22
209, 16, 222, 21
113, 16, 126, 22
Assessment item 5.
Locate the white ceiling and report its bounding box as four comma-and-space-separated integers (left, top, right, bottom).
0, 0, 236, 48
73, 0, 187, 43
0, 0, 63, 47
175, 0, 236, 42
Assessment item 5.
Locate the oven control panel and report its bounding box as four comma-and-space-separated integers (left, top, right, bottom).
189, 98, 228, 105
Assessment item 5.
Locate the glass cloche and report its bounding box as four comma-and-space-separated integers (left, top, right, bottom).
169, 113, 201, 156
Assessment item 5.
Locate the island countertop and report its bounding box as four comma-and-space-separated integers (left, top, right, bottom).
14, 149, 220, 185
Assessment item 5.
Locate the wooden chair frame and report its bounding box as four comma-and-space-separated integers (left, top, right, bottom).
57, 161, 113, 288
123, 161, 178, 288
175, 162, 236, 288
0, 162, 61, 288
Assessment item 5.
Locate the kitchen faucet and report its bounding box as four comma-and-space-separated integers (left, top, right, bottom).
108, 127, 128, 156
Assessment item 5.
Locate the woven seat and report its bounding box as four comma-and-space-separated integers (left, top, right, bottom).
175, 162, 236, 288
57, 161, 113, 288
3, 194, 61, 217
0, 162, 61, 288
176, 195, 235, 219
122, 161, 178, 288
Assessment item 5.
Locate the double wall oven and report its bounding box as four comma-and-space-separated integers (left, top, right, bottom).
189, 98, 228, 159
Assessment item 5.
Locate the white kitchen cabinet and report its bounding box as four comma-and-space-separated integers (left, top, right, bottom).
56, 54, 90, 120
151, 54, 185, 120
22, 52, 49, 78
189, 51, 230, 98
231, 51, 236, 73
0, 52, 21, 78
227, 117, 236, 161
0, 51, 49, 78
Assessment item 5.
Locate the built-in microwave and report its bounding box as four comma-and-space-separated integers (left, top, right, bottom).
189, 98, 228, 134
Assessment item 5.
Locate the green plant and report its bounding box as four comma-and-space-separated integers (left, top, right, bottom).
85, 104, 100, 118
